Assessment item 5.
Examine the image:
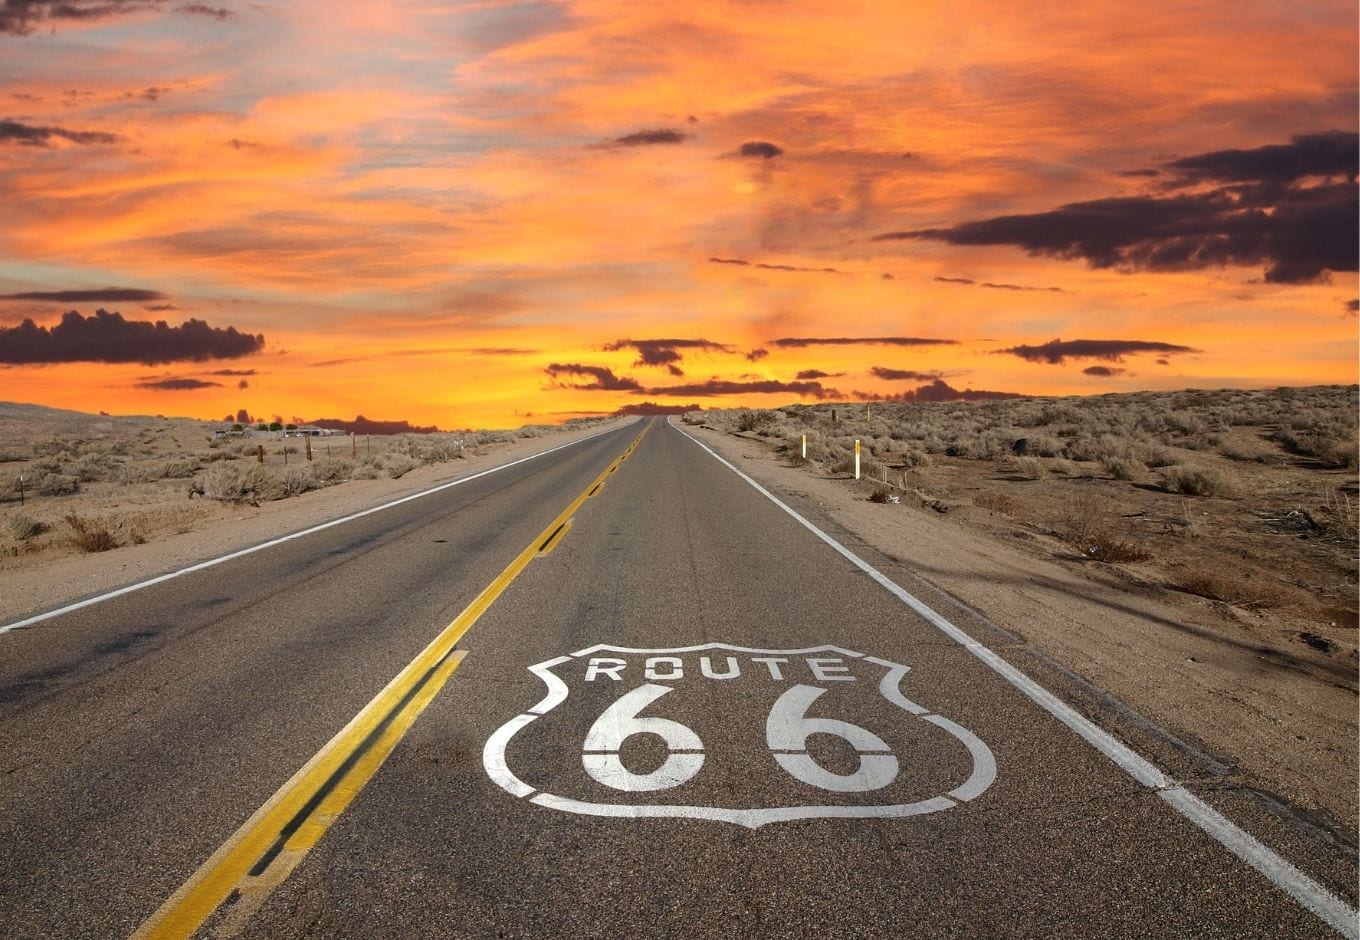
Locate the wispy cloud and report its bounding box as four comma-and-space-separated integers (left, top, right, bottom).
769, 336, 958, 348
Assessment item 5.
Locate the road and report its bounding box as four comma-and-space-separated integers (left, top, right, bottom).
0, 417, 1355, 938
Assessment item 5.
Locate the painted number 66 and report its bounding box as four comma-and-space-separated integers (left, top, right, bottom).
581, 683, 898, 794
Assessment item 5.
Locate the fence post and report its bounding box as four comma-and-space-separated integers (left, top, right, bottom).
256, 445, 264, 464
801, 434, 807, 459
17, 473, 23, 507
854, 439, 861, 480
305, 435, 313, 462
351, 433, 357, 459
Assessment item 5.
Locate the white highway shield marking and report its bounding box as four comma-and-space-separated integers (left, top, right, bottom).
483, 642, 997, 829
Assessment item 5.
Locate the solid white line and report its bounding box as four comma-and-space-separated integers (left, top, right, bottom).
669, 417, 1358, 939
0, 421, 634, 637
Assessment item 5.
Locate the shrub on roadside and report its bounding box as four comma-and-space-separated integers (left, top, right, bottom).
36, 473, 80, 496
1163, 464, 1233, 497
65, 514, 118, 552
1100, 457, 1147, 481
8, 513, 47, 540
308, 457, 353, 485
384, 454, 421, 479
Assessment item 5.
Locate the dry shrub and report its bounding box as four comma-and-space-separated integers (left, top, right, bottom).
1010, 456, 1048, 480
869, 487, 893, 503
200, 464, 289, 503
737, 409, 779, 432
384, 454, 421, 479
1056, 493, 1152, 563
1100, 456, 1147, 481
973, 491, 1017, 515
36, 473, 80, 496
65, 514, 118, 552
1175, 572, 1280, 609
283, 468, 314, 497
1163, 464, 1233, 497
8, 514, 47, 540
309, 457, 352, 485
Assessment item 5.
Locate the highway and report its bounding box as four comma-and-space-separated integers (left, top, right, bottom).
0, 417, 1355, 938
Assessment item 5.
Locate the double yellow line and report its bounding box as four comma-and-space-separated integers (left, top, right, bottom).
133, 426, 648, 939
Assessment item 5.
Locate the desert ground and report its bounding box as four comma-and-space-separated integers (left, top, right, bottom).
2, 387, 1356, 850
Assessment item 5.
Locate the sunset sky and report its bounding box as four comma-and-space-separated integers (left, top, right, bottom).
0, 0, 1355, 429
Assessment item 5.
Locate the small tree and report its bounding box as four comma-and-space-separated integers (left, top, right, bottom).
268, 421, 283, 432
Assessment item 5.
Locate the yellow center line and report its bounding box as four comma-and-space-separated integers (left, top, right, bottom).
132, 425, 649, 940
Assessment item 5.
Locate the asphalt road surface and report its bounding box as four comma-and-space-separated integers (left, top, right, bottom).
1, 417, 1355, 939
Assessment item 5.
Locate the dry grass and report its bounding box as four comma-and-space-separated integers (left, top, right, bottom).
64, 514, 119, 553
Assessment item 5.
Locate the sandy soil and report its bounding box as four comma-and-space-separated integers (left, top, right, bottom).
681, 418, 1358, 837
0, 409, 634, 623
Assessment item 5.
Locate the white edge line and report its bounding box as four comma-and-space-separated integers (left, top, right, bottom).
0, 421, 636, 637
668, 417, 1359, 939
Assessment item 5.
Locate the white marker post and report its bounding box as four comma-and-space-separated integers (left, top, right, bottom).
801, 434, 807, 459
854, 439, 861, 480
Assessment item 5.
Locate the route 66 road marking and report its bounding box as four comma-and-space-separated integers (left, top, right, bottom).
483, 643, 997, 828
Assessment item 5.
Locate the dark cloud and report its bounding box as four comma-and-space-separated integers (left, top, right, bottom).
176, 3, 232, 18
1116, 169, 1160, 178
739, 141, 783, 159
934, 276, 975, 285
746, 348, 769, 362
135, 377, 223, 390
312, 415, 439, 435
1083, 366, 1126, 377
464, 347, 539, 355
856, 379, 1023, 403
999, 338, 1197, 365
602, 338, 730, 373
870, 367, 942, 381
206, 368, 257, 375
0, 309, 265, 365
612, 129, 688, 147
880, 132, 1359, 285
237, 378, 249, 389
769, 336, 958, 348
643, 379, 838, 399
0, 119, 121, 147
796, 369, 843, 380
1165, 131, 1357, 185
1346, 299, 1359, 315
708, 257, 844, 274
0, 0, 233, 33
615, 402, 699, 415
545, 363, 642, 391
312, 357, 365, 368
144, 302, 180, 311
0, 287, 165, 303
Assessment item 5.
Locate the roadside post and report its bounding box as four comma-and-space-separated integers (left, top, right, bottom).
17, 473, 23, 507
854, 439, 861, 480
256, 444, 264, 464
305, 435, 313, 462
801, 434, 807, 459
